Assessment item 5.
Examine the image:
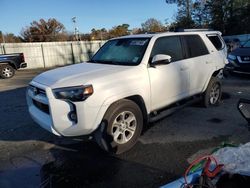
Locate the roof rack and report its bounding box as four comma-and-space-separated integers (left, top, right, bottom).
175, 28, 214, 32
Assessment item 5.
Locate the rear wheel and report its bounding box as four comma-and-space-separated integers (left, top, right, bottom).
203, 77, 222, 107
0, 64, 15, 79
95, 99, 143, 154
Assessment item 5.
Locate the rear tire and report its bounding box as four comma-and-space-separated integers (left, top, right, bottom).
95, 99, 143, 154
203, 77, 222, 107
0, 64, 15, 79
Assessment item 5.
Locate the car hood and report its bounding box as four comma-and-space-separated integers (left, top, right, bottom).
33, 62, 132, 88
230, 47, 250, 56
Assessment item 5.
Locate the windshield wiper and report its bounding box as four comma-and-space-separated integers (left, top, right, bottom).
88, 59, 121, 65
88, 59, 133, 66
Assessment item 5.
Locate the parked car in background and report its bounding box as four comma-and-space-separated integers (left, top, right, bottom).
0, 53, 27, 79
224, 38, 241, 53
225, 39, 250, 75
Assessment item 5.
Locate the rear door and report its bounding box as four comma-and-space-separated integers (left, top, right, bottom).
206, 34, 227, 68
181, 34, 214, 95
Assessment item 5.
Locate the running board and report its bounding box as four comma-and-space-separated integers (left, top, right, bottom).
149, 96, 202, 123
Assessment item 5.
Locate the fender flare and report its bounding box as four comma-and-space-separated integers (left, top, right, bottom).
0, 60, 17, 69
202, 69, 223, 92
92, 92, 149, 132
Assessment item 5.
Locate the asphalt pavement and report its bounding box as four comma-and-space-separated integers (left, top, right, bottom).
0, 69, 250, 188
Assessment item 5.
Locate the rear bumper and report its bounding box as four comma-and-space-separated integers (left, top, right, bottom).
20, 62, 27, 68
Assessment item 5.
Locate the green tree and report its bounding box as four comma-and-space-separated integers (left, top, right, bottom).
108, 24, 130, 38
0, 31, 4, 43
141, 18, 166, 32
205, 0, 250, 35
0, 32, 22, 43
4, 33, 22, 43
21, 18, 66, 42
90, 28, 109, 40
192, 0, 211, 28
166, 0, 195, 28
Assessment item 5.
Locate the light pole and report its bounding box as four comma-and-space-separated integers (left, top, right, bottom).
72, 17, 77, 41
71, 17, 81, 41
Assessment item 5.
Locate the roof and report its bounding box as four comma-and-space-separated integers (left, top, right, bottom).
115, 30, 221, 40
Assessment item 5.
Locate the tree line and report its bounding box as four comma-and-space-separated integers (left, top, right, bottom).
0, 18, 166, 43
166, 0, 250, 35
1, 0, 250, 43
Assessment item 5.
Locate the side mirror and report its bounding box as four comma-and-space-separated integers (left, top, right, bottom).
151, 54, 172, 65
238, 98, 250, 130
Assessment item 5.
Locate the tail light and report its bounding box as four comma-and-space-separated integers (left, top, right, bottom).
20, 53, 25, 62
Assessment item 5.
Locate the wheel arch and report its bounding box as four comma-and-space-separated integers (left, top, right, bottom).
202, 69, 223, 93
93, 94, 149, 132
0, 61, 17, 69
125, 95, 148, 125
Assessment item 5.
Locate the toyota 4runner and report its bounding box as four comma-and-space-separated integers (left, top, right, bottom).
27, 31, 228, 154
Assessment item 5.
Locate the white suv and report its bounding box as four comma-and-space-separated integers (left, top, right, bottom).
27, 31, 227, 154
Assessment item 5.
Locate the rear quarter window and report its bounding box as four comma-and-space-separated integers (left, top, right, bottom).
207, 35, 224, 50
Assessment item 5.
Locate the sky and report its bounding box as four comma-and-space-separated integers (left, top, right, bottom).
0, 0, 177, 36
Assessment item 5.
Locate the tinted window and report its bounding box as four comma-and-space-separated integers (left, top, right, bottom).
208, 35, 223, 50
184, 35, 209, 58
150, 36, 183, 62
243, 40, 250, 48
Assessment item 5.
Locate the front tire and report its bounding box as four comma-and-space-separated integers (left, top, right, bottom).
95, 99, 143, 154
203, 77, 222, 107
0, 64, 15, 79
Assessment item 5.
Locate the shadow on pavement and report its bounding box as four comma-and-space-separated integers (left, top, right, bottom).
0, 87, 174, 188
39, 142, 172, 188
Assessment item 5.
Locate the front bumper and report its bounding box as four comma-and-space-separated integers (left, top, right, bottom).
26, 81, 101, 137
225, 57, 250, 75
225, 64, 250, 75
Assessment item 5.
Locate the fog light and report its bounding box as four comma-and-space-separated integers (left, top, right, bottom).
68, 111, 77, 122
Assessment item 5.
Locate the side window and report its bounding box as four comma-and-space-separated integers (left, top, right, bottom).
150, 36, 183, 62
184, 35, 209, 58
207, 35, 223, 50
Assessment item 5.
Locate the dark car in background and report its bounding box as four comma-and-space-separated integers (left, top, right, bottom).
0, 53, 27, 79
224, 38, 241, 52
225, 39, 250, 75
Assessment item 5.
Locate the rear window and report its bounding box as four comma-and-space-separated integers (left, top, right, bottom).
207, 35, 223, 50
184, 35, 209, 58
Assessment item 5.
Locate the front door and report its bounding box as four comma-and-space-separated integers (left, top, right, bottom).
148, 36, 189, 110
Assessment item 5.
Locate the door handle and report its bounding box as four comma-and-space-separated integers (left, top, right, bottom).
206, 61, 213, 64
180, 66, 188, 71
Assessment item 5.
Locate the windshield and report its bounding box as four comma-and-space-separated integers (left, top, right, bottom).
243, 40, 250, 48
90, 38, 150, 66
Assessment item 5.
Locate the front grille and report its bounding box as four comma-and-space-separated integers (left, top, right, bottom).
29, 85, 46, 97
241, 56, 250, 61
32, 99, 50, 114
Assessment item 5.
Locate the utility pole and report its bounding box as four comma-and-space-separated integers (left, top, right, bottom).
72, 17, 81, 41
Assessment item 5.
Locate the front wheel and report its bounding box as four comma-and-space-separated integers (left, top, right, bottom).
95, 99, 143, 154
203, 77, 222, 107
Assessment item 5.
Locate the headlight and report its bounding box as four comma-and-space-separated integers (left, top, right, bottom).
228, 54, 236, 60
53, 85, 94, 102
